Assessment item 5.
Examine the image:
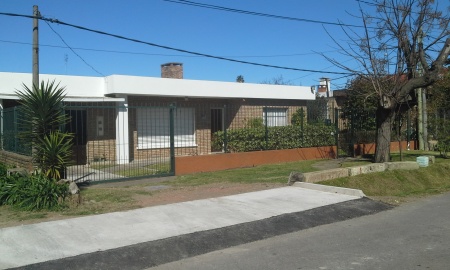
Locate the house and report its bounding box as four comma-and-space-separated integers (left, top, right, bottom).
0, 63, 316, 172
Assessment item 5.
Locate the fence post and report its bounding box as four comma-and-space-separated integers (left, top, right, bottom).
223, 105, 228, 153
169, 103, 176, 175
334, 108, 339, 159
350, 110, 355, 157
300, 107, 304, 147
264, 106, 268, 150
0, 106, 3, 150
14, 106, 18, 152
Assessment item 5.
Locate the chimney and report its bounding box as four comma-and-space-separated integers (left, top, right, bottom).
161, 62, 183, 79
318, 77, 331, 97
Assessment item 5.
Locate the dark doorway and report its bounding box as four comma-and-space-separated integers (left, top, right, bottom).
66, 110, 87, 165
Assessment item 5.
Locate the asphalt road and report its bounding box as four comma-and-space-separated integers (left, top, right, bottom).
150, 192, 450, 270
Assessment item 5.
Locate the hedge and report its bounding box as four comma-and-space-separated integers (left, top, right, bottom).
212, 124, 336, 153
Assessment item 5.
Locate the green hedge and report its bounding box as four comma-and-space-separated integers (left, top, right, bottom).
212, 124, 336, 153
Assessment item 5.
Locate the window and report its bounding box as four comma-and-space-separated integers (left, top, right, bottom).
263, 108, 287, 127
137, 107, 195, 149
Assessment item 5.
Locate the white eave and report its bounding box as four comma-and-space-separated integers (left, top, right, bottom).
0, 72, 316, 101
105, 75, 315, 100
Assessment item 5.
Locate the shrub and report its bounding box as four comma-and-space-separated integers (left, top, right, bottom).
437, 136, 450, 158
0, 173, 69, 210
212, 124, 335, 153
0, 163, 7, 177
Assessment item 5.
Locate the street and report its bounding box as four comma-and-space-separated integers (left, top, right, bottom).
150, 192, 450, 270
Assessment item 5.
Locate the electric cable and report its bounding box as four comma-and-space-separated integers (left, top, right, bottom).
0, 12, 354, 75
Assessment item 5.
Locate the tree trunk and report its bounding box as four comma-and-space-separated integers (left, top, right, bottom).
375, 106, 394, 163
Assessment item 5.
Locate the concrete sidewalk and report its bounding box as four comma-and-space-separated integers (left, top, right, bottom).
0, 183, 389, 270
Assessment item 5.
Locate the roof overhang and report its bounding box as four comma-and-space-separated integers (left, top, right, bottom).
105, 75, 316, 101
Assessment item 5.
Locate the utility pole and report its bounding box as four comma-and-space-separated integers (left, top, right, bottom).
417, 29, 428, 151
32, 5, 39, 90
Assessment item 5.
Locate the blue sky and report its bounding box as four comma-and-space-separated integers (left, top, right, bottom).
0, 0, 373, 90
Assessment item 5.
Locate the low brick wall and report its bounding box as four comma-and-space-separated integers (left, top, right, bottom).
354, 141, 416, 155
175, 140, 417, 176
0, 150, 33, 171
175, 146, 337, 175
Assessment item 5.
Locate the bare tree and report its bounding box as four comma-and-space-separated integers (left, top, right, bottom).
323, 0, 450, 162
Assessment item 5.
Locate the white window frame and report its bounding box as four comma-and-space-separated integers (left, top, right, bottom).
263, 107, 288, 127
137, 107, 196, 149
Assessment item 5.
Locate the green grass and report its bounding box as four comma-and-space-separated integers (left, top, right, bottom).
321, 160, 450, 198
168, 159, 319, 186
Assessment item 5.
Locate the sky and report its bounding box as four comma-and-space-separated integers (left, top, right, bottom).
0, 0, 377, 90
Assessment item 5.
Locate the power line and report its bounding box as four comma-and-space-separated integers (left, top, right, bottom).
0, 39, 343, 59
44, 21, 105, 76
0, 12, 354, 75
163, 0, 368, 28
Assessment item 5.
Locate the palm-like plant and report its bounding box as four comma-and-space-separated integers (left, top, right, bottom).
35, 131, 73, 180
16, 80, 67, 140
15, 80, 73, 180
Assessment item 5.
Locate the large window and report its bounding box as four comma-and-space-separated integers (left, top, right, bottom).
263, 108, 287, 127
137, 107, 195, 149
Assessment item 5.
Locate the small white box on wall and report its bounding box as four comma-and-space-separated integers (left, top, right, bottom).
97, 116, 104, 136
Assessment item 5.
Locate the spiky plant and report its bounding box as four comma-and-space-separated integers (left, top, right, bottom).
35, 131, 73, 180
15, 80, 73, 180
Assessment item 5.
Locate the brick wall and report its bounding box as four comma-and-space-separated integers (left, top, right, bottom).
0, 150, 33, 170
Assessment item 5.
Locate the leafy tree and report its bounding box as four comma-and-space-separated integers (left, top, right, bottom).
236, 75, 245, 83
15, 80, 73, 180
427, 68, 450, 145
323, 0, 450, 162
341, 76, 379, 131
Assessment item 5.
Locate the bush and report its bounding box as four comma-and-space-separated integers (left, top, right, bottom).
0, 163, 7, 177
0, 174, 69, 210
437, 137, 450, 158
212, 124, 335, 153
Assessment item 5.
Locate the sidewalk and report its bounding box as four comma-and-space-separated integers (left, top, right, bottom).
0, 183, 389, 270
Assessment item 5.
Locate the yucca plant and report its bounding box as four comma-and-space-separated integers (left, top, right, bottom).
16, 80, 67, 141
15, 80, 73, 180
35, 131, 73, 180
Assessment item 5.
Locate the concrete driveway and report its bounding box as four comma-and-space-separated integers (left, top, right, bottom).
0, 183, 390, 270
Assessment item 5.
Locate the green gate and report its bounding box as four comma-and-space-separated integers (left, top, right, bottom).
334, 108, 377, 158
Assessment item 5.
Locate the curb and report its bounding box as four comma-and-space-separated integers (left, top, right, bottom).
293, 182, 366, 197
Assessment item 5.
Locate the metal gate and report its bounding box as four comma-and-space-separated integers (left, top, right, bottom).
334, 108, 377, 158
64, 103, 177, 184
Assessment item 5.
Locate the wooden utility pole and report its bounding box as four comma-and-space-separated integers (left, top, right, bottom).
32, 5, 39, 90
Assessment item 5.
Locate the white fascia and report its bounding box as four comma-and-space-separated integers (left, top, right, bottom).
105, 75, 316, 100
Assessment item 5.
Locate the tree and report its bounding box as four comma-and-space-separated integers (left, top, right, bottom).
341, 76, 378, 131
236, 75, 245, 83
16, 80, 73, 180
260, 75, 294, 85
427, 68, 450, 145
323, 0, 450, 162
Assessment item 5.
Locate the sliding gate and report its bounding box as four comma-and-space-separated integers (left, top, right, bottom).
65, 103, 177, 184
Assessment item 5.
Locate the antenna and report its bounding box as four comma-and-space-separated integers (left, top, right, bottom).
64, 53, 68, 74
